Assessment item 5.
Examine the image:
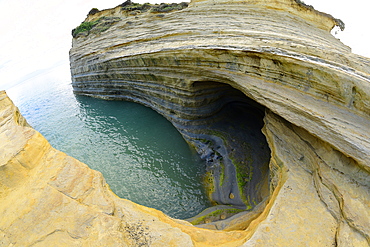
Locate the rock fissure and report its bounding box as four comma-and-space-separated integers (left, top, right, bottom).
28, 229, 67, 246
288, 120, 370, 245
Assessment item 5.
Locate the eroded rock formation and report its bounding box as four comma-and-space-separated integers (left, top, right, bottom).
1, 0, 370, 245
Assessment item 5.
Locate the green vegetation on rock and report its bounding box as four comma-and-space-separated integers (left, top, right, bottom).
203, 171, 216, 204
72, 19, 99, 37
121, 2, 152, 11
118, 0, 188, 13
72, 1, 189, 38
88, 8, 100, 15
219, 159, 225, 187
151, 2, 189, 13
206, 128, 255, 206
72, 17, 121, 38
190, 208, 245, 225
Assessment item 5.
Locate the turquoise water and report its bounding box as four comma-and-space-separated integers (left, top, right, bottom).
7, 64, 210, 219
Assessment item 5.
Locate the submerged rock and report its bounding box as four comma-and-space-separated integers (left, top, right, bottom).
1, 0, 370, 245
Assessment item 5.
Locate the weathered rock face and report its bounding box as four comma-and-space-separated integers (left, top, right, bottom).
0, 91, 248, 246
71, 0, 370, 214
1, 0, 370, 245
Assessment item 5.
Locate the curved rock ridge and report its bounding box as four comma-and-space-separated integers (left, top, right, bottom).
189, 0, 345, 32
70, 0, 370, 165
0, 91, 248, 246
2, 0, 369, 245
70, 0, 370, 216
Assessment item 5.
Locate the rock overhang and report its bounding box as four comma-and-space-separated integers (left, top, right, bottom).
1, 0, 370, 245
188, 0, 345, 32
69, 0, 370, 229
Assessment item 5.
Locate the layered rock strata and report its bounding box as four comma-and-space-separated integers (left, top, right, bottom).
70, 0, 370, 216
1, 0, 370, 245
2, 88, 370, 245
0, 91, 247, 246
71, 0, 278, 210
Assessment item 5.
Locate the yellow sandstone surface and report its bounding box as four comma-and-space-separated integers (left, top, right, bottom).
0, 91, 248, 246
2, 0, 370, 246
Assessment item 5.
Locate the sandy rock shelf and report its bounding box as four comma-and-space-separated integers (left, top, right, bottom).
1, 0, 370, 246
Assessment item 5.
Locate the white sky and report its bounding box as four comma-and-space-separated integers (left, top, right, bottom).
0, 0, 369, 90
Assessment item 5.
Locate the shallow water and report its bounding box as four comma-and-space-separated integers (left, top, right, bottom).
7, 64, 210, 219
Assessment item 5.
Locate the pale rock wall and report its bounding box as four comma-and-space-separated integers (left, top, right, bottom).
70, 0, 370, 212
0, 91, 248, 246
2, 88, 370, 245
70, 0, 370, 168
68, 0, 370, 244
1, 0, 370, 245
189, 0, 343, 32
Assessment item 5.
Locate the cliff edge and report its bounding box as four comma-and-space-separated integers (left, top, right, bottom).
1, 0, 370, 245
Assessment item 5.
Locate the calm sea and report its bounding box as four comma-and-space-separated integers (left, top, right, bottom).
6, 62, 210, 219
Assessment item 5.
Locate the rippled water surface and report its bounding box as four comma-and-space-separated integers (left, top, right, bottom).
7, 64, 210, 219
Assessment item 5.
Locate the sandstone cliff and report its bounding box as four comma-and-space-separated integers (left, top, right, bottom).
0, 90, 249, 246
68, 0, 370, 244
1, 0, 370, 245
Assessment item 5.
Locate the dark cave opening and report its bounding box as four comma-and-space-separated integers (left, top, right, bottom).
186, 81, 271, 220
72, 74, 272, 223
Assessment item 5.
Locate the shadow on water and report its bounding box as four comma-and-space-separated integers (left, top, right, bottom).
7, 71, 211, 219
73, 95, 211, 219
